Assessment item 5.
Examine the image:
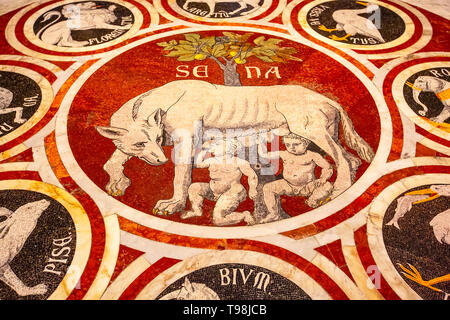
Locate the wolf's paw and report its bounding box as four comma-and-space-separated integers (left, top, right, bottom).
106, 175, 131, 196
154, 198, 186, 215
243, 211, 257, 225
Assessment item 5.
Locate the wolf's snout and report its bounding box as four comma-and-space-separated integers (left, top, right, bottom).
157, 157, 168, 164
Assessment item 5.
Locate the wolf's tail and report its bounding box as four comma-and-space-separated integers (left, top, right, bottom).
332, 102, 375, 163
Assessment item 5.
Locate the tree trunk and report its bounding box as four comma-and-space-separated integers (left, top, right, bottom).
223, 60, 241, 86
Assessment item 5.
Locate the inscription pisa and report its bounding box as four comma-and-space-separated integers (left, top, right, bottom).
0, 190, 76, 300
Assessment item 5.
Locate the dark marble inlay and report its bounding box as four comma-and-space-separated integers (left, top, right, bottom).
0, 190, 76, 300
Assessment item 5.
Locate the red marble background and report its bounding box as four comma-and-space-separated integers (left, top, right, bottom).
67, 31, 381, 226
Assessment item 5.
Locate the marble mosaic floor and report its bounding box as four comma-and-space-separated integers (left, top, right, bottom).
0, 0, 448, 301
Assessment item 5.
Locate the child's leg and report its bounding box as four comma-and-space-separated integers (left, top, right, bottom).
181, 182, 213, 219
261, 179, 294, 223
212, 184, 250, 226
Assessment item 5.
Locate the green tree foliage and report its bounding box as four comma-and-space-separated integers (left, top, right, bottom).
157, 32, 303, 65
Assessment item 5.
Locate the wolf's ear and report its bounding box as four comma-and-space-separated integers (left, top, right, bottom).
147, 108, 165, 127
96, 126, 128, 140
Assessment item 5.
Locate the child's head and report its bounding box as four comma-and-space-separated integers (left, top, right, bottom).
282, 133, 310, 155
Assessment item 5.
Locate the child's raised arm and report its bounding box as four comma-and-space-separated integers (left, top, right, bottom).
312, 152, 333, 184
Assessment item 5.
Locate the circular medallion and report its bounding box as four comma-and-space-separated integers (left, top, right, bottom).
306, 0, 405, 45
393, 62, 450, 140
296, 0, 415, 50
368, 174, 450, 300
0, 71, 41, 136
55, 28, 388, 238
26, 0, 140, 52
0, 180, 91, 300
0, 65, 53, 147
6, 0, 149, 60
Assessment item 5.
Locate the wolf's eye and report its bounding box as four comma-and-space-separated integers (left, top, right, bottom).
156, 136, 162, 145
134, 142, 146, 148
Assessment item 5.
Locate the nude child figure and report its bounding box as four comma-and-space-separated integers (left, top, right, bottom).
258, 133, 334, 224
181, 139, 257, 226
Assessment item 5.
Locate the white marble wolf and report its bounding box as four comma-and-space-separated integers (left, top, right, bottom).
96, 80, 374, 216
0, 199, 50, 296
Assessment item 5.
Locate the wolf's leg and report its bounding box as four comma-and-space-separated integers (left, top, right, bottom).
181, 182, 212, 219
104, 149, 132, 196
0, 107, 26, 124
212, 184, 248, 226
307, 131, 352, 198
326, 113, 360, 181
0, 265, 47, 296
154, 134, 194, 215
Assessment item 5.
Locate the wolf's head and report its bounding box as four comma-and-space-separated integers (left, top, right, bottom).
96, 108, 169, 165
